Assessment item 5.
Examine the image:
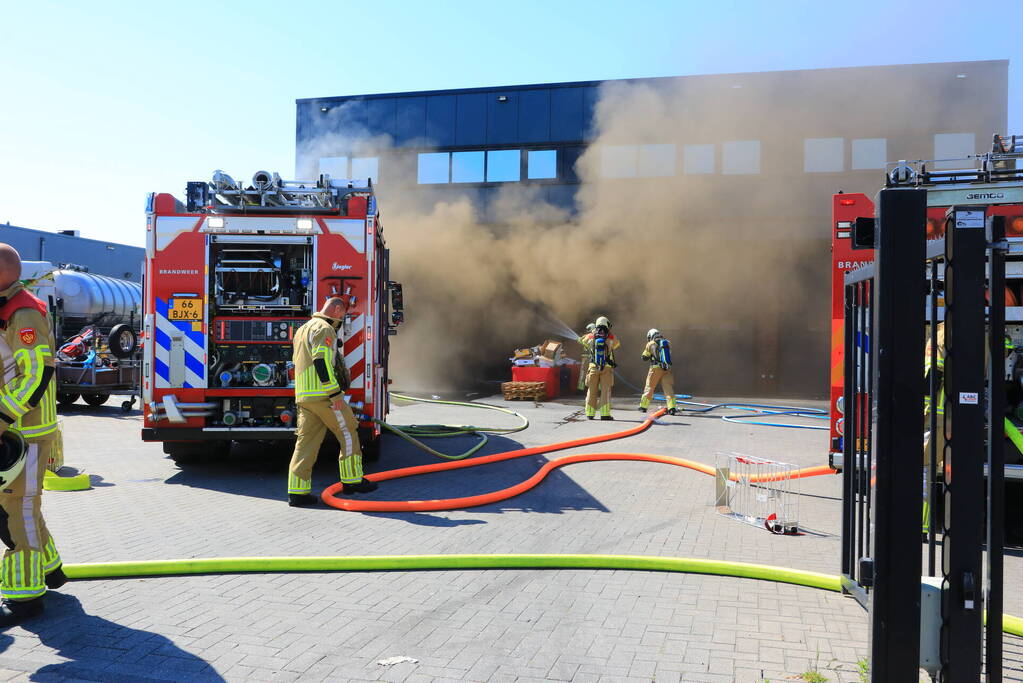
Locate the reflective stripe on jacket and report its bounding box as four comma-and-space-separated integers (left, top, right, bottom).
0, 284, 57, 440
293, 313, 343, 403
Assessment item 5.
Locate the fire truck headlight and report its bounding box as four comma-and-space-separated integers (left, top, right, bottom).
836, 396, 844, 415
207, 217, 225, 229
835, 417, 845, 436
296, 218, 314, 232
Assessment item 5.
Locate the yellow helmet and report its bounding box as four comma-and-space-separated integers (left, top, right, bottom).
595, 316, 612, 330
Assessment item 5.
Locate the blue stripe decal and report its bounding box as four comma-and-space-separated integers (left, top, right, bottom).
184, 353, 204, 378
173, 323, 205, 347
155, 297, 169, 317
183, 381, 193, 389
154, 327, 170, 351
154, 358, 169, 382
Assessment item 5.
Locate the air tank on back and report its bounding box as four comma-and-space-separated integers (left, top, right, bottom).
21, 261, 142, 334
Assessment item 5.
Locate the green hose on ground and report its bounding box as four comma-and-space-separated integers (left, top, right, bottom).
378, 393, 529, 460
60, 554, 1023, 637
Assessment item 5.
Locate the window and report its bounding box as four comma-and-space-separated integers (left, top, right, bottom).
351, 157, 379, 182
417, 152, 450, 184
683, 144, 715, 174
487, 150, 521, 182
527, 150, 557, 179
638, 144, 676, 177
319, 156, 348, 178
851, 138, 887, 170
451, 151, 484, 183
601, 145, 638, 178
804, 138, 844, 173
933, 133, 976, 169
722, 140, 760, 174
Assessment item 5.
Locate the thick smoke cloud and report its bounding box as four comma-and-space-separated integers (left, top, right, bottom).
301, 78, 827, 396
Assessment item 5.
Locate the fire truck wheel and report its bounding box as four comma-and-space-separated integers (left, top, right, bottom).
81, 393, 109, 407
359, 427, 381, 463
57, 393, 80, 407
108, 324, 138, 359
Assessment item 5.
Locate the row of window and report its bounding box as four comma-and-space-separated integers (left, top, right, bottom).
417, 149, 557, 184
598, 133, 977, 178
317, 133, 978, 185
318, 156, 380, 183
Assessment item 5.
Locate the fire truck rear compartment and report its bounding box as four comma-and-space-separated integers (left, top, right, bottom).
211, 241, 312, 312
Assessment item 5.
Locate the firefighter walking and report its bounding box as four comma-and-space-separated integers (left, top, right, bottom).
639, 329, 677, 415
0, 244, 66, 626
584, 316, 619, 420
287, 297, 376, 506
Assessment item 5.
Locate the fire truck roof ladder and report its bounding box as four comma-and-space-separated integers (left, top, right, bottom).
885, 133, 1023, 189
186, 170, 374, 214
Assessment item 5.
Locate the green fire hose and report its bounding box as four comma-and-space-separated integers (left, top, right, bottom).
60, 554, 1023, 637
375, 393, 529, 460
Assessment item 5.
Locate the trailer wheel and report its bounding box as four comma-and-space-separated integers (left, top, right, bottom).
358, 427, 381, 463
57, 393, 80, 406
108, 324, 137, 359
82, 393, 109, 407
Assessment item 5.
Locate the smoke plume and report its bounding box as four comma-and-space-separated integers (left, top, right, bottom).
300, 78, 837, 397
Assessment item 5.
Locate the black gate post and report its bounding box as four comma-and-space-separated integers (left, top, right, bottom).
986, 214, 1006, 683
870, 188, 926, 682
941, 205, 988, 682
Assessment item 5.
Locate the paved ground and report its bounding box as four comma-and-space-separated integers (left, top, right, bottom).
0, 393, 1019, 682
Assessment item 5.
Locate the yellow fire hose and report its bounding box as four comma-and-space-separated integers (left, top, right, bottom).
59, 554, 1023, 637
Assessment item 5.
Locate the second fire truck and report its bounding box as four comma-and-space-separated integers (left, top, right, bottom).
141, 170, 404, 458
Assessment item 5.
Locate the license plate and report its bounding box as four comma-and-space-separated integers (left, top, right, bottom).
168, 298, 203, 321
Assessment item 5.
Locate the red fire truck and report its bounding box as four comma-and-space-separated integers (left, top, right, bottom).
829, 135, 1023, 470
141, 170, 403, 459
828, 193, 946, 468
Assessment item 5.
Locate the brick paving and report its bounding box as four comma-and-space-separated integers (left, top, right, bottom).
0, 395, 1017, 681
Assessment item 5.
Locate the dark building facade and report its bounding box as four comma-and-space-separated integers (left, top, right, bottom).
0, 223, 144, 282
296, 61, 1008, 396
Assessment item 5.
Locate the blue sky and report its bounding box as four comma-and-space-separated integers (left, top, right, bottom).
1, 0, 1018, 247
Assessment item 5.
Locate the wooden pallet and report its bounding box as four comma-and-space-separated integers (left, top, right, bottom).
501, 381, 546, 401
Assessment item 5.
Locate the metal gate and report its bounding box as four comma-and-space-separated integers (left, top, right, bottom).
840, 188, 1006, 682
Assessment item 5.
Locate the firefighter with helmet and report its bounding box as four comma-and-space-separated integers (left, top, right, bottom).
639, 329, 677, 415
584, 316, 619, 420
577, 323, 595, 391
0, 243, 66, 626
287, 296, 376, 506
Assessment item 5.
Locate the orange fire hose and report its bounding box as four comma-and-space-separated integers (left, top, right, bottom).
322, 408, 836, 513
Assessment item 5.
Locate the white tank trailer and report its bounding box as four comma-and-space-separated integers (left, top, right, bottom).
20, 262, 142, 411
21, 261, 141, 337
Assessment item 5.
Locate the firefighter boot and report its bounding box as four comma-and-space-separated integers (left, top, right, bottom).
638, 406, 646, 413
0, 597, 44, 627
288, 493, 319, 507
343, 478, 378, 494
45, 566, 67, 590
668, 408, 678, 416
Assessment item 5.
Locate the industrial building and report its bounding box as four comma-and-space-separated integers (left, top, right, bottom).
296, 60, 1008, 396
0, 223, 145, 282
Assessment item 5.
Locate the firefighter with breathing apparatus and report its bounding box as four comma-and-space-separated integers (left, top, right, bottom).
584, 316, 619, 420
0, 243, 66, 626
577, 323, 595, 391
287, 296, 376, 506
639, 329, 677, 415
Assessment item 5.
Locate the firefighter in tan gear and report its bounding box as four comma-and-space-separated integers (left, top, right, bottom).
286, 297, 376, 507
584, 316, 619, 420
0, 244, 66, 626
639, 329, 678, 415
